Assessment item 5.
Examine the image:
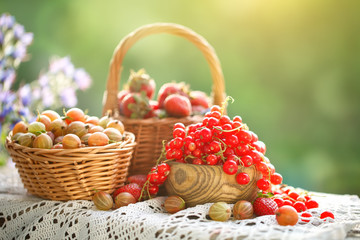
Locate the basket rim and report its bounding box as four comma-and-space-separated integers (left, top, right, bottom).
117, 115, 203, 124
5, 131, 136, 154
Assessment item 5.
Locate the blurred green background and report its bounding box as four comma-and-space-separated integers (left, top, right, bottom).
3, 0, 360, 195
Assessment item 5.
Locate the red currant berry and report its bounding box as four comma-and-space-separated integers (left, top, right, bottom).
226, 154, 240, 165
166, 150, 174, 160
187, 142, 196, 152
148, 185, 159, 195
199, 127, 212, 142
203, 144, 212, 154
256, 162, 269, 175
210, 105, 221, 112
147, 172, 159, 185
219, 115, 231, 125
236, 172, 250, 185
206, 154, 218, 165
173, 128, 186, 139
173, 122, 185, 130
288, 191, 300, 201
173, 149, 183, 159
240, 155, 253, 167
157, 174, 167, 184
157, 163, 170, 176
300, 212, 312, 223
248, 150, 264, 165
223, 147, 235, 157
270, 173, 283, 185
256, 178, 270, 191
235, 144, 250, 156
222, 160, 238, 175
202, 117, 210, 126
209, 111, 221, 120
283, 199, 294, 206
320, 211, 335, 220
209, 140, 221, 153
305, 199, 319, 209
249, 131, 258, 143
251, 141, 266, 154
237, 130, 252, 144
293, 201, 307, 212
233, 116, 242, 123
172, 137, 184, 149
207, 117, 219, 128
273, 197, 284, 207
192, 158, 204, 165
225, 135, 239, 148
192, 148, 202, 158
231, 121, 242, 129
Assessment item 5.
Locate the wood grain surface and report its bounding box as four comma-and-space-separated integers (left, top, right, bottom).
164, 162, 261, 207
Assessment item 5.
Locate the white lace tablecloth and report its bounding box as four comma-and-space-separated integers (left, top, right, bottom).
1, 163, 360, 240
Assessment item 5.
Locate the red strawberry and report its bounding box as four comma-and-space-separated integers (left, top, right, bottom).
120, 92, 152, 119
157, 82, 188, 109
127, 175, 147, 187
253, 197, 278, 216
128, 69, 156, 99
189, 90, 210, 108
164, 94, 192, 117
113, 183, 142, 201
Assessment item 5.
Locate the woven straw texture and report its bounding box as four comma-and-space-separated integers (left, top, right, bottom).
102, 23, 226, 176
5, 132, 136, 201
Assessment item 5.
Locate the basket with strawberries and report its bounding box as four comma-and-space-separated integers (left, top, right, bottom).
102, 23, 226, 176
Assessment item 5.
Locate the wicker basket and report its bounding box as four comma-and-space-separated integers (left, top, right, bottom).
5, 132, 136, 201
102, 23, 226, 176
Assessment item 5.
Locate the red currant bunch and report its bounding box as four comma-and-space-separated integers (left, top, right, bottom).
141, 162, 171, 198
165, 104, 283, 192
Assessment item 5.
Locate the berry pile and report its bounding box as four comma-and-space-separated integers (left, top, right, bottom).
10, 108, 126, 149
164, 104, 282, 191
117, 69, 210, 119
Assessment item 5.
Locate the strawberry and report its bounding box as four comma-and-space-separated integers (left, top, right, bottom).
157, 82, 188, 109
128, 69, 156, 99
120, 92, 152, 119
164, 94, 192, 117
253, 196, 278, 216
113, 183, 142, 201
127, 174, 147, 187
189, 90, 210, 109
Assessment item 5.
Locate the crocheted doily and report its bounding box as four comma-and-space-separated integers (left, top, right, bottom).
1, 164, 359, 240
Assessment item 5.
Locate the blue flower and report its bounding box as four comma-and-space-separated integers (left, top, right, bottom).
12, 43, 27, 59
0, 31, 3, 45
18, 84, 32, 106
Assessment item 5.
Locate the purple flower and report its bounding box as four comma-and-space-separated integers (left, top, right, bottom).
74, 68, 92, 90
12, 43, 27, 59
21, 32, 33, 45
13, 24, 24, 39
41, 87, 54, 107
38, 74, 48, 87
18, 84, 32, 106
49, 56, 73, 74
2, 69, 16, 89
0, 14, 15, 29
60, 87, 77, 108
0, 31, 3, 45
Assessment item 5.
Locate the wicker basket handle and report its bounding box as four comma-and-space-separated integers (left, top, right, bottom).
102, 22, 226, 116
